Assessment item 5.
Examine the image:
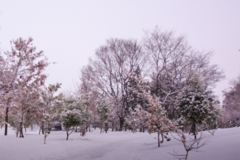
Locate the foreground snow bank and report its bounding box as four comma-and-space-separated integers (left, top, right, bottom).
0, 126, 240, 160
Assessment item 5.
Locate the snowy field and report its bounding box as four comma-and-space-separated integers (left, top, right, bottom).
0, 126, 240, 160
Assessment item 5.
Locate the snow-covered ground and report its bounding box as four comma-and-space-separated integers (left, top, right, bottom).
0, 126, 240, 160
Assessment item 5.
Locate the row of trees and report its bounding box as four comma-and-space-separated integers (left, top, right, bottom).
77, 27, 224, 134
0, 38, 91, 141
1, 28, 239, 148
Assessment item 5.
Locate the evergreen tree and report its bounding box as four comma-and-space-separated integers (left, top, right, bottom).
60, 109, 81, 140
176, 74, 219, 139
60, 95, 91, 140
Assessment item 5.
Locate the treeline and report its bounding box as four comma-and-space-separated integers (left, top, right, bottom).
77, 27, 224, 133
0, 28, 239, 145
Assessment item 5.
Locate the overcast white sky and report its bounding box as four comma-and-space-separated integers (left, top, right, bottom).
0, 0, 239, 102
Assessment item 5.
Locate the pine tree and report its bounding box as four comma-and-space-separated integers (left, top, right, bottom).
176, 74, 219, 139
60, 95, 92, 140
61, 109, 81, 140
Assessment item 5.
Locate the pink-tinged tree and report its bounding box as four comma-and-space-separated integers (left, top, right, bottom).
0, 37, 49, 135
126, 104, 147, 132
130, 92, 173, 147
129, 75, 173, 147
145, 95, 173, 147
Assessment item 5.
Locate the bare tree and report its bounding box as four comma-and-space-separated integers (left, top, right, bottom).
80, 39, 147, 131
169, 130, 208, 160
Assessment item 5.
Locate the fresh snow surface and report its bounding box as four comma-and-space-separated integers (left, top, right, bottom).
0, 126, 240, 160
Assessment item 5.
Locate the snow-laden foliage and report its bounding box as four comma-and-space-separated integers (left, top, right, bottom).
176, 74, 220, 138
127, 74, 174, 146
145, 95, 173, 134
125, 104, 147, 132
145, 95, 175, 147
60, 95, 92, 140
144, 28, 224, 119
60, 109, 81, 129
129, 93, 174, 147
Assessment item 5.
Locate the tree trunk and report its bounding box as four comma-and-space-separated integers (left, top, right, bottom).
157, 131, 160, 147
88, 120, 91, 132
81, 126, 86, 137
112, 122, 114, 132
119, 117, 124, 131
105, 123, 108, 133
93, 116, 96, 129
190, 120, 197, 139
185, 151, 189, 160
100, 121, 103, 133
16, 126, 19, 137
85, 125, 88, 133
4, 107, 9, 136
41, 121, 44, 134
66, 130, 69, 140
